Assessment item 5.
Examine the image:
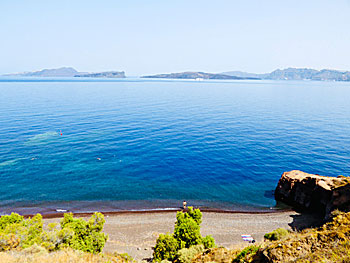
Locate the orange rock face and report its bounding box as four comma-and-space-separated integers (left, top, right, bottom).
275, 170, 350, 218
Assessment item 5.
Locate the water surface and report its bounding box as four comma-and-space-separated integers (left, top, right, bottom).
0, 78, 349, 214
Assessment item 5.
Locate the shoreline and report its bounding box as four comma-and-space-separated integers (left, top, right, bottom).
42, 210, 319, 261
24, 207, 291, 219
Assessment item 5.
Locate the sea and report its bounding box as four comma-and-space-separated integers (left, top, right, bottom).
0, 77, 349, 215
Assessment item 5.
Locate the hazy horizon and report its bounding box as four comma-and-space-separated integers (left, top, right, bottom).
1, 0, 350, 76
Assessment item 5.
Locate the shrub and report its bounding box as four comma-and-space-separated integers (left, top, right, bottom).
114, 251, 134, 262
264, 228, 289, 241
0, 213, 43, 250
153, 233, 179, 262
0, 212, 108, 254
174, 214, 202, 248
232, 245, 260, 263
177, 244, 205, 263
201, 235, 215, 249
0, 213, 24, 229
59, 212, 108, 253
153, 207, 216, 262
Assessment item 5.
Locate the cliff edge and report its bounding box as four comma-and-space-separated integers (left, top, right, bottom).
275, 170, 350, 218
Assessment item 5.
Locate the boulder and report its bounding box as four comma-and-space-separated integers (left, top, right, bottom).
275, 170, 350, 218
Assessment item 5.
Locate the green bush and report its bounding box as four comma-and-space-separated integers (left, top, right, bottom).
153, 233, 179, 262
174, 213, 202, 248
0, 213, 43, 250
0, 212, 108, 253
232, 245, 260, 263
153, 207, 216, 262
264, 228, 289, 241
201, 235, 215, 249
0, 212, 24, 229
59, 212, 108, 253
177, 244, 205, 263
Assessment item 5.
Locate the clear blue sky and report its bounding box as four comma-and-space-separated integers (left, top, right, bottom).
1, 0, 350, 76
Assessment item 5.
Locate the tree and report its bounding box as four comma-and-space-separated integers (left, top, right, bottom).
153, 207, 216, 262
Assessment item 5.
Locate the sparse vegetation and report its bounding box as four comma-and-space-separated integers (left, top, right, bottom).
194, 211, 350, 263
264, 228, 289, 241
192, 247, 239, 263
232, 245, 260, 263
177, 244, 205, 263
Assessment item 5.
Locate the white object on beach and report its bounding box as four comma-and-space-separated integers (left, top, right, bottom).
241, 234, 254, 242
56, 209, 68, 212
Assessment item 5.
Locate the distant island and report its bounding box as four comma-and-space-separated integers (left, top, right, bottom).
143, 68, 350, 82
3, 67, 126, 78
142, 72, 259, 80
224, 68, 350, 81
3, 67, 350, 81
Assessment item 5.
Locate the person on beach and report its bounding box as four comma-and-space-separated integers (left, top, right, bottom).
183, 200, 187, 209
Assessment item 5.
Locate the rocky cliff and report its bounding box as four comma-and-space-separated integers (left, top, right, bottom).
275, 170, 350, 218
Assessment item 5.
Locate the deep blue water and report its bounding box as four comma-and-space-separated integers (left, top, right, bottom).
0, 78, 349, 214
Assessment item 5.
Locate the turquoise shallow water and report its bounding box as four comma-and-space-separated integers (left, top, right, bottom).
0, 78, 349, 214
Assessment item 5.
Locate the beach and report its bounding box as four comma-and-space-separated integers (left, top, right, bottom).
44, 210, 319, 261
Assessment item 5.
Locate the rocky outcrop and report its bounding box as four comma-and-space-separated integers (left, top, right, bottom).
275, 170, 350, 218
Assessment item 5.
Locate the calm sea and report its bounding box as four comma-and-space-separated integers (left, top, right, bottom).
0, 78, 349, 215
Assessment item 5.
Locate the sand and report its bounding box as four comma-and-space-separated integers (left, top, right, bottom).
44, 210, 319, 261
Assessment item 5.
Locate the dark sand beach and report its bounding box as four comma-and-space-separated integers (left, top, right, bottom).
44, 210, 321, 261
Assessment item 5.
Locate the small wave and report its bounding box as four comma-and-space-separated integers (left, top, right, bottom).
0, 158, 25, 167
24, 131, 58, 145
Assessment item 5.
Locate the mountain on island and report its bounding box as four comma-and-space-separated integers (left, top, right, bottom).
74, 71, 125, 78
223, 68, 350, 81
3, 67, 126, 78
143, 68, 350, 82
4, 67, 79, 77
142, 72, 260, 80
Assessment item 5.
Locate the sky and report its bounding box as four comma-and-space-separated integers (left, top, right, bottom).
1, 0, 350, 76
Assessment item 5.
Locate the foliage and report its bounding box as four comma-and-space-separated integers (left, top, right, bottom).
264, 228, 289, 241
0, 213, 43, 250
0, 212, 108, 254
174, 211, 202, 249
59, 212, 108, 253
113, 251, 134, 262
181, 211, 350, 262
261, 211, 350, 262
153, 207, 216, 262
153, 233, 179, 262
201, 235, 215, 249
0, 213, 24, 229
177, 244, 205, 263
232, 245, 259, 263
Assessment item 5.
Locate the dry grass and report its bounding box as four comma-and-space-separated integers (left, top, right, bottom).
193, 211, 350, 263
0, 247, 129, 263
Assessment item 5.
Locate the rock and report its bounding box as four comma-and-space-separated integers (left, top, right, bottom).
275, 170, 350, 218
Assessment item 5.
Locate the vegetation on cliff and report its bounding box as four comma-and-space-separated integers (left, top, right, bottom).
193, 211, 350, 263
